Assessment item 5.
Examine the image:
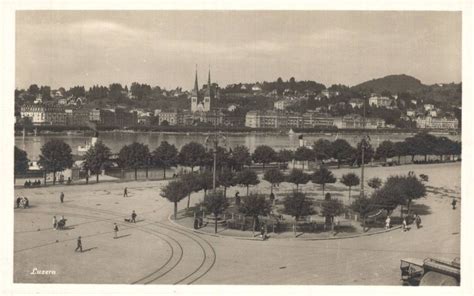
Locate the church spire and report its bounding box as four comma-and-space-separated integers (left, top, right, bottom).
193, 64, 199, 96
208, 66, 211, 87
205, 65, 212, 97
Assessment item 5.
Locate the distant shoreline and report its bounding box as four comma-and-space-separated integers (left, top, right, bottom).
14, 127, 461, 137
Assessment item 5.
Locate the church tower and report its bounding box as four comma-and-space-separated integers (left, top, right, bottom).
191, 67, 199, 112
203, 68, 212, 112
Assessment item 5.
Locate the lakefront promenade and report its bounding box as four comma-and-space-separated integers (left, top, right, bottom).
14, 162, 460, 284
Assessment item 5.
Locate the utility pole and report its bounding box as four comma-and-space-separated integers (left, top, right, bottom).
212, 139, 217, 189
205, 130, 227, 191
360, 99, 366, 199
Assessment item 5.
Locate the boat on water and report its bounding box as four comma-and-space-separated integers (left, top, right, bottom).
77, 132, 99, 155
66, 130, 84, 136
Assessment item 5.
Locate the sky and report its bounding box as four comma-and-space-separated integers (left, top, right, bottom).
15, 10, 462, 90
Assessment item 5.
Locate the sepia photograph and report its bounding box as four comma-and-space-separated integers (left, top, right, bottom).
2, 1, 473, 294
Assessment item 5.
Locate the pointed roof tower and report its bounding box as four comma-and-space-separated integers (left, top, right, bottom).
192, 65, 199, 96
208, 67, 211, 86
205, 66, 212, 97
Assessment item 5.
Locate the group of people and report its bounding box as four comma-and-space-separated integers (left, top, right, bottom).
15, 196, 30, 208
24, 180, 41, 188
76, 210, 138, 251
52, 215, 67, 230
385, 213, 422, 232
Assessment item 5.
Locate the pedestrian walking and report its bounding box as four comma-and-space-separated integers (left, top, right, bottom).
53, 216, 57, 230
75, 236, 83, 252
269, 192, 275, 206
451, 198, 457, 210
24, 197, 29, 208
113, 223, 119, 239
131, 210, 137, 223
415, 214, 422, 229
235, 191, 241, 206
60, 192, 64, 203
402, 218, 408, 232
385, 216, 391, 230
16, 196, 21, 208
123, 187, 128, 197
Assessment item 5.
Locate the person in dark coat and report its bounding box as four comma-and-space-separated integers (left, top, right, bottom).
60, 192, 64, 203
415, 214, 422, 229
269, 192, 275, 202
113, 223, 119, 239
16, 197, 21, 208
53, 216, 58, 230
131, 210, 137, 223
75, 236, 83, 252
123, 187, 128, 197
452, 198, 457, 210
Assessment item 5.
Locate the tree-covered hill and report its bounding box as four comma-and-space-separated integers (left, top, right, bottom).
352, 74, 425, 94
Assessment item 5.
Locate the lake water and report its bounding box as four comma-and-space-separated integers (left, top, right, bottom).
15, 131, 461, 160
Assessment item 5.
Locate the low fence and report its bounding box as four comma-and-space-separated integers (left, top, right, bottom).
194, 212, 356, 234
105, 167, 178, 181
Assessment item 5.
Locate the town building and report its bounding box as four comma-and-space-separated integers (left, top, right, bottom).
245, 111, 259, 128
428, 109, 438, 117
320, 89, 339, 98
333, 114, 385, 129
424, 104, 435, 111
274, 100, 290, 110
415, 116, 459, 129
348, 98, 365, 109
406, 109, 416, 117
158, 110, 183, 126
251, 84, 262, 92
368, 95, 391, 108
20, 104, 67, 125
89, 108, 137, 128
65, 108, 91, 127
302, 112, 335, 128
245, 111, 302, 129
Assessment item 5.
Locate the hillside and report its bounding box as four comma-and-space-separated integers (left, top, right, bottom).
352, 74, 425, 94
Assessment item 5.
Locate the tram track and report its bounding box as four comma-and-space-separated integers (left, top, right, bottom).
57, 203, 216, 284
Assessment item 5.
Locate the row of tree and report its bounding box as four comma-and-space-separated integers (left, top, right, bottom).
351, 175, 427, 227
311, 132, 461, 168
14, 132, 460, 186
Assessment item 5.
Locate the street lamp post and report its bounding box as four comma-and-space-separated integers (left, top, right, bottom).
360, 98, 367, 199
205, 131, 228, 191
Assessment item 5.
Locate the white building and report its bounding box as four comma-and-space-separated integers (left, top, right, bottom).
333, 114, 385, 129
416, 116, 458, 129
20, 104, 66, 125
368, 95, 391, 108
424, 104, 435, 111
245, 111, 259, 128
320, 89, 339, 98
428, 109, 438, 117
274, 100, 290, 110
158, 111, 182, 126
406, 109, 416, 117
348, 98, 364, 109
